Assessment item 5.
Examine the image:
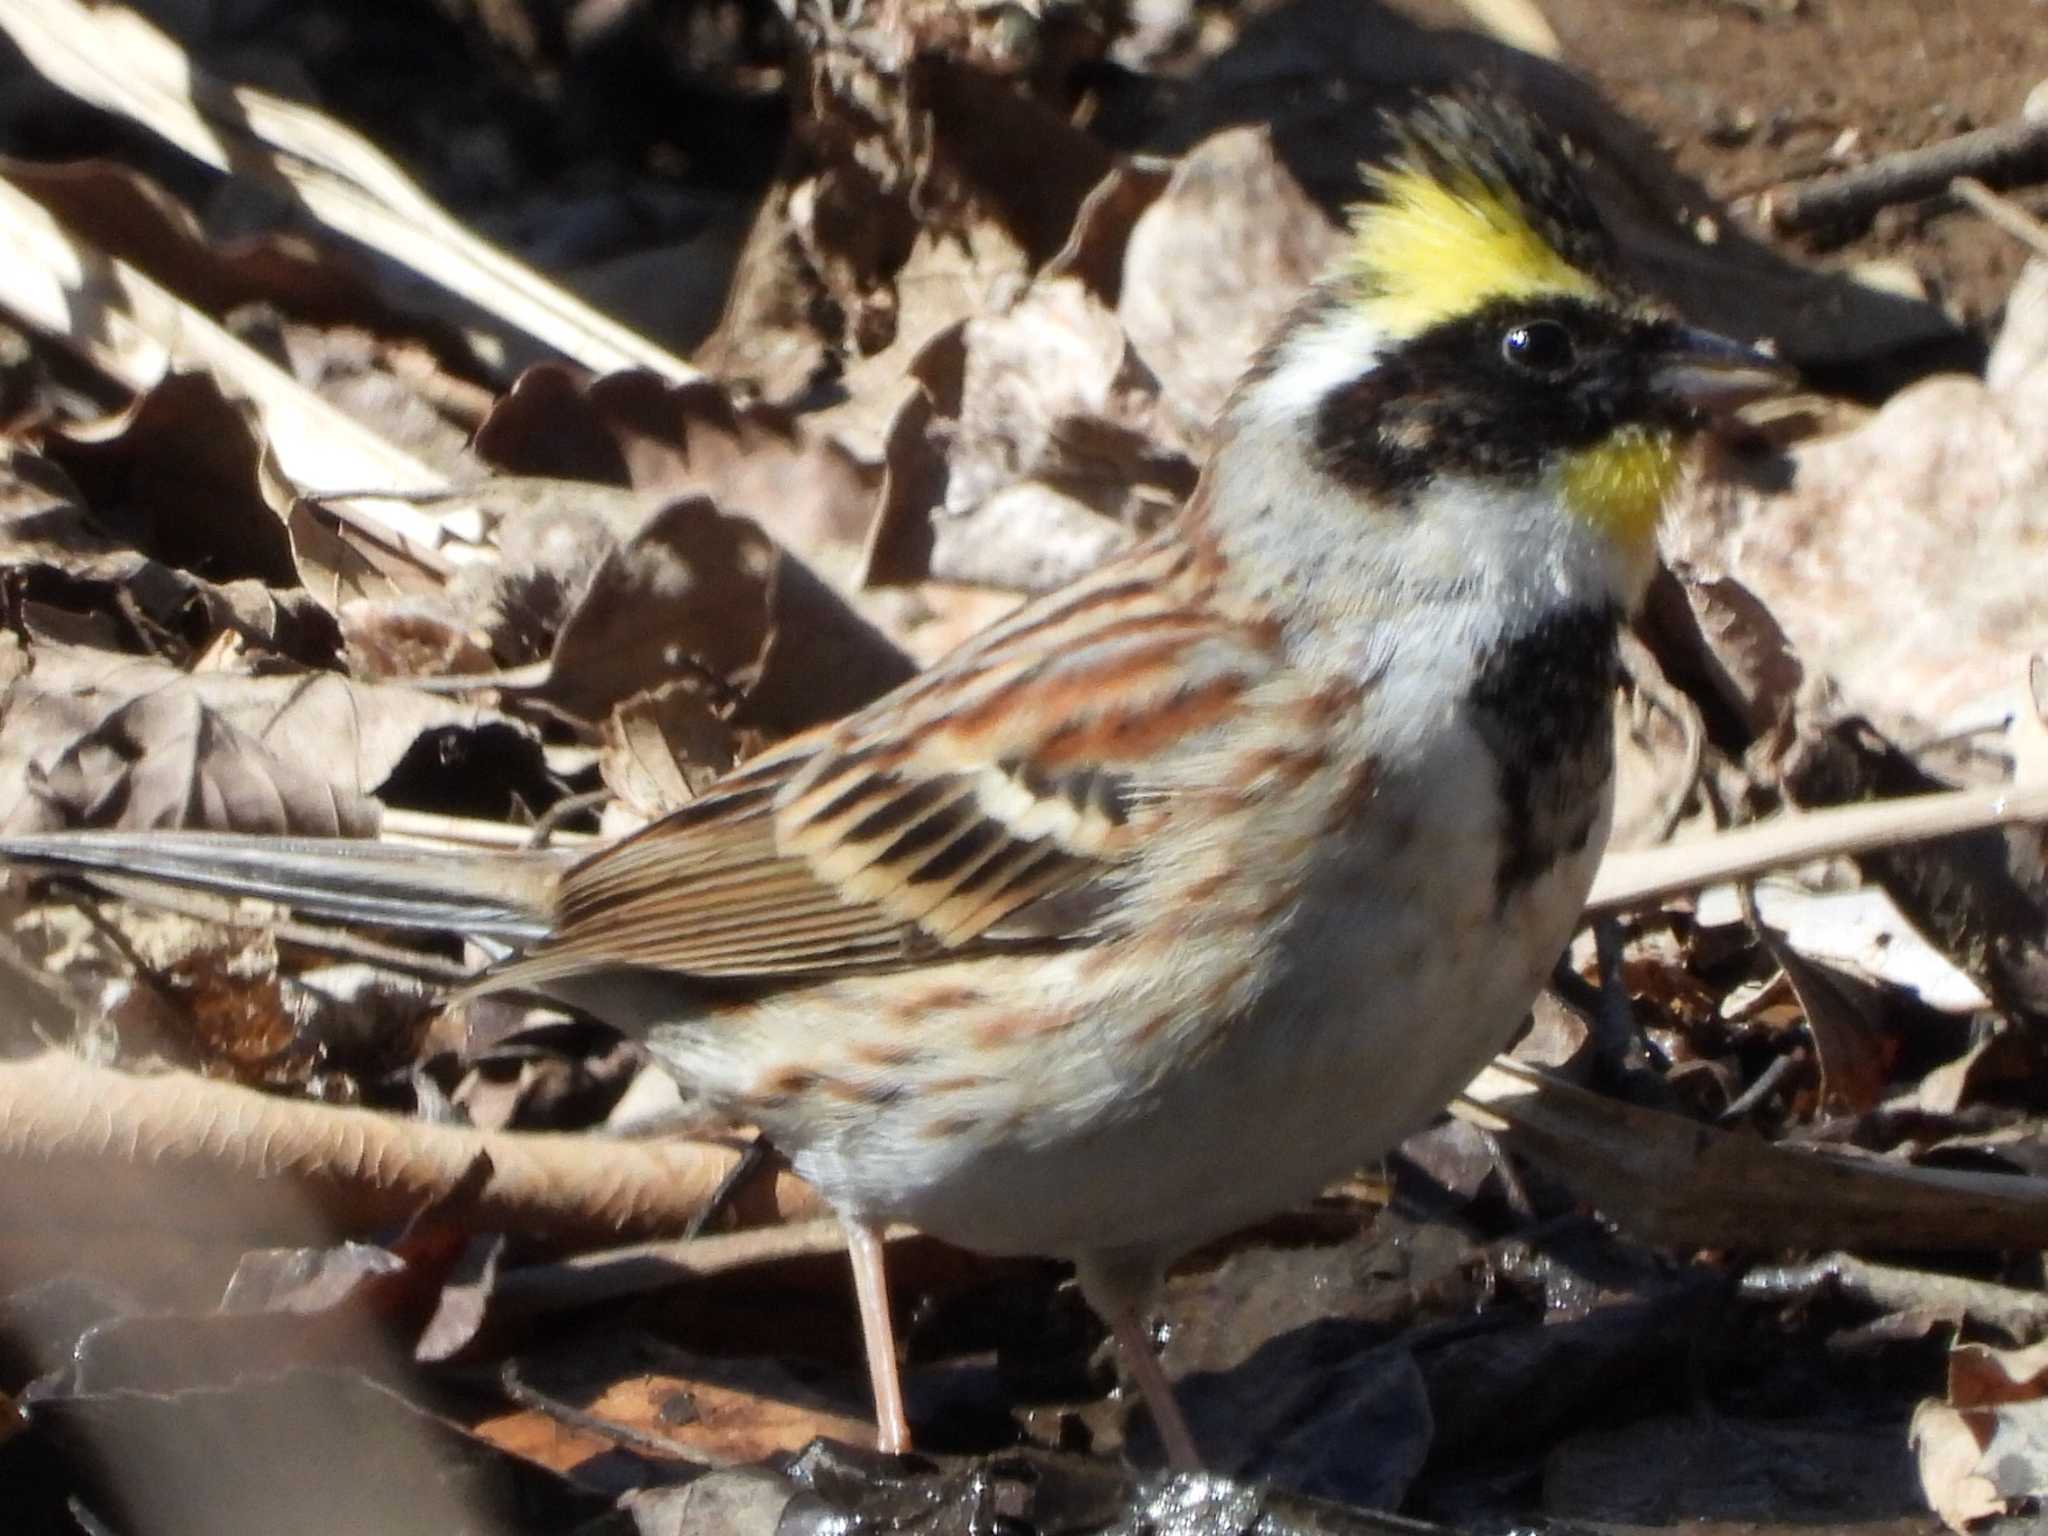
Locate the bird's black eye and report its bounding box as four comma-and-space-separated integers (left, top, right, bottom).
1500, 319, 1576, 377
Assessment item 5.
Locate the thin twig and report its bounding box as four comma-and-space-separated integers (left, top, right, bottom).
489, 1219, 897, 1319
497, 1359, 709, 1464
382, 808, 596, 850
1588, 779, 2048, 913
1951, 176, 2048, 259
1717, 1048, 1802, 1124
1741, 1252, 2048, 1343
50, 881, 192, 1020
57, 872, 476, 986
525, 788, 612, 850
1761, 117, 2048, 233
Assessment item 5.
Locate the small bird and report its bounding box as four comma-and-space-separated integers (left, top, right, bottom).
0, 95, 1787, 1467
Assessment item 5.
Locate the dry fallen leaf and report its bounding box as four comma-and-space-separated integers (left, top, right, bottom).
865, 276, 1196, 592
1915, 1339, 2048, 1531
472, 366, 876, 565
38, 371, 299, 587
530, 494, 914, 735
1120, 125, 1340, 439
1664, 257, 2048, 744
0, 643, 529, 835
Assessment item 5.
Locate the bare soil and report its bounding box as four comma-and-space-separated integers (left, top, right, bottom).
1532, 0, 2048, 327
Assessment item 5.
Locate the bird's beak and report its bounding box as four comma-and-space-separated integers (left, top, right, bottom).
1651, 326, 1797, 414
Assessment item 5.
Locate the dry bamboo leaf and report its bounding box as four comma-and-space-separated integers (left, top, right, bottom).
0, 173, 459, 555
0, 0, 695, 381
0, 154, 482, 370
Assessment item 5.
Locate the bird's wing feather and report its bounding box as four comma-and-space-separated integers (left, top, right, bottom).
489, 531, 1277, 990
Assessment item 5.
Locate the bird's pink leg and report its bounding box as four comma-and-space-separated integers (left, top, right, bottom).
844, 1217, 912, 1454
1103, 1301, 1201, 1471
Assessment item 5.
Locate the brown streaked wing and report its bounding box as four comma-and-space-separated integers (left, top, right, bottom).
484, 530, 1276, 992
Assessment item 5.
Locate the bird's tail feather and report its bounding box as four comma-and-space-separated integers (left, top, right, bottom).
0, 830, 562, 942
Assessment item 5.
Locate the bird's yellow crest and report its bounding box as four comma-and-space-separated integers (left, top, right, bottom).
1347, 163, 1604, 339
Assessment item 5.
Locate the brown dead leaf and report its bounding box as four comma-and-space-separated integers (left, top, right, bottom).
600, 680, 742, 820
1915, 1339, 2048, 1531
1918, 1024, 2048, 1117
14, 680, 380, 838
535, 495, 775, 725
1783, 720, 2048, 1021
161, 932, 302, 1081
1120, 125, 1341, 439
862, 277, 1197, 592
1752, 921, 1893, 1117
1663, 257, 2048, 745
285, 495, 450, 611
1646, 568, 1809, 748
471, 365, 875, 560
536, 494, 915, 734
701, 28, 1117, 446
0, 445, 339, 667
0, 643, 528, 835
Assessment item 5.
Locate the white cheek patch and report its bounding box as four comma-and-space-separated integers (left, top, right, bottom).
1240, 310, 1392, 432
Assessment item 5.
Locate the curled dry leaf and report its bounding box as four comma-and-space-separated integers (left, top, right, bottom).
537, 495, 775, 725
12, 676, 380, 839
285, 495, 448, 611
1643, 566, 1809, 750
0, 442, 337, 668
600, 679, 743, 821
1693, 881, 1991, 1015
702, 31, 1115, 445
865, 277, 1197, 592
1783, 720, 2048, 1022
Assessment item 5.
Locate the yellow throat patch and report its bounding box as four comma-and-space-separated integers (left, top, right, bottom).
1347, 164, 1604, 339
1558, 425, 1680, 549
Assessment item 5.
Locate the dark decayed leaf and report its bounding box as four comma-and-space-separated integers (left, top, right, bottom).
38, 373, 298, 588
0, 446, 340, 667
533, 493, 913, 735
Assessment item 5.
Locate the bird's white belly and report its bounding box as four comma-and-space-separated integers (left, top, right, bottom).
790, 751, 1607, 1265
